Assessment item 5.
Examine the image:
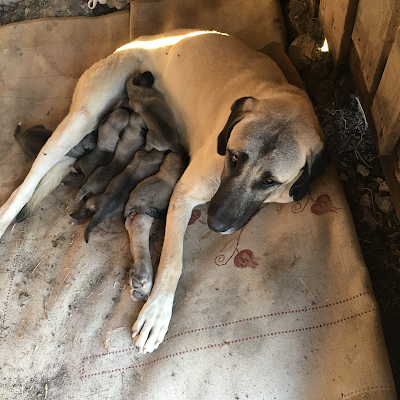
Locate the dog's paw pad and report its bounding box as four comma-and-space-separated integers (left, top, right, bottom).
131, 276, 147, 288
131, 289, 149, 302
129, 271, 152, 302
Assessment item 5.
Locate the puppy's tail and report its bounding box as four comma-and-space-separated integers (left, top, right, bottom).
13, 122, 22, 139
84, 201, 121, 243
84, 213, 103, 243
16, 155, 76, 222
76, 183, 92, 203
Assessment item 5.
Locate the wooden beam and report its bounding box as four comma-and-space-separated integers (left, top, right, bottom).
319, 0, 359, 64
352, 0, 400, 96
371, 27, 400, 155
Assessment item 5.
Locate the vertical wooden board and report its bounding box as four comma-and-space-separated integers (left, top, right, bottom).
372, 27, 400, 155
349, 41, 400, 218
319, 0, 359, 64
306, 0, 320, 18
352, 0, 400, 96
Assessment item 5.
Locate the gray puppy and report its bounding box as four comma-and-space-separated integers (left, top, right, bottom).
14, 124, 53, 157
124, 151, 188, 219
71, 149, 166, 243
74, 108, 130, 180
14, 123, 97, 159
76, 112, 146, 202
14, 127, 97, 223
124, 151, 188, 301
126, 71, 181, 153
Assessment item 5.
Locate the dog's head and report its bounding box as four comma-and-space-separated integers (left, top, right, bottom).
208, 95, 331, 234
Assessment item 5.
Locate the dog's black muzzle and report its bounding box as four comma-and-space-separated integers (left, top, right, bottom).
207, 180, 263, 234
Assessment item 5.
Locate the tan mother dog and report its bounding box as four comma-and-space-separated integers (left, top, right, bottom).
0, 30, 330, 353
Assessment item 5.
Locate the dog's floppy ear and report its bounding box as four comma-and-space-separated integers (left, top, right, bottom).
289, 145, 331, 202
217, 97, 255, 155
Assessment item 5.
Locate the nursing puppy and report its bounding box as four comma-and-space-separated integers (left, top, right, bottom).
14, 128, 98, 222
124, 151, 188, 301
74, 108, 130, 180
76, 112, 146, 202
14, 124, 97, 159
14, 124, 53, 158
74, 149, 166, 243
126, 71, 181, 153
0, 30, 330, 354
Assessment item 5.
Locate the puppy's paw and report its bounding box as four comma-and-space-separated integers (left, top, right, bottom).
132, 294, 173, 353
129, 264, 153, 302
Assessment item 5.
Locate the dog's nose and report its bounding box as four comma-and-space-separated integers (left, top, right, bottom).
207, 214, 233, 234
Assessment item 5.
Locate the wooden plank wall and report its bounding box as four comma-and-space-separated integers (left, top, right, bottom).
319, 0, 359, 64
306, 0, 320, 18
371, 27, 400, 155
320, 0, 400, 217
352, 0, 400, 96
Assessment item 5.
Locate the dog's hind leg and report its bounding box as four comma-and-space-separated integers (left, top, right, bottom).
0, 112, 96, 238
125, 213, 154, 302
15, 155, 77, 222
0, 50, 146, 238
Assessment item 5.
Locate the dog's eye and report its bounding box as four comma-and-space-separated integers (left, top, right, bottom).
262, 178, 275, 186
231, 154, 239, 163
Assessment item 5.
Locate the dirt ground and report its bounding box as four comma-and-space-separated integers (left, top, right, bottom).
1, 0, 400, 392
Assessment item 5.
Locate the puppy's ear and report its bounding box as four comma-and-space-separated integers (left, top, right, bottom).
217, 97, 255, 155
289, 145, 331, 202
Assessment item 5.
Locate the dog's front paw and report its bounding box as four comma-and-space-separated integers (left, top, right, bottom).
129, 263, 153, 301
132, 294, 173, 353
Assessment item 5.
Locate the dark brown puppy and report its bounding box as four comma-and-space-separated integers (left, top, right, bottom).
126, 72, 181, 153
14, 124, 52, 157
124, 151, 188, 301
74, 108, 130, 180
124, 152, 188, 219
73, 149, 166, 243
14, 127, 98, 223
76, 112, 146, 202
14, 123, 97, 159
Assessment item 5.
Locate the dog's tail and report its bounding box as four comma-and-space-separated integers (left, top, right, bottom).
16, 155, 76, 222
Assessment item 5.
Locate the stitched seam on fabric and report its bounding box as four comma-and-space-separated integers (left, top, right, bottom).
340, 385, 396, 399
81, 308, 378, 379
81, 291, 373, 362
0, 40, 127, 52
1, 224, 25, 329
165, 291, 373, 341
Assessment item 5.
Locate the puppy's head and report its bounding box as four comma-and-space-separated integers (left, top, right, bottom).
132, 71, 155, 87
208, 95, 330, 234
